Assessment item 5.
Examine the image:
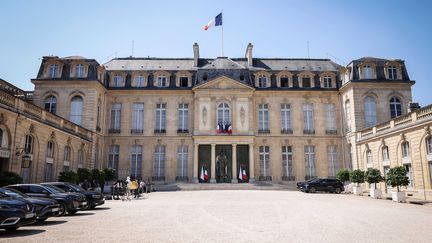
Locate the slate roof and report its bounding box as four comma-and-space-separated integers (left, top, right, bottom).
104, 58, 196, 71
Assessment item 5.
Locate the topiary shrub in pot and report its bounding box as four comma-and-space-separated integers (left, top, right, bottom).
365, 168, 384, 199
336, 169, 351, 193
350, 169, 365, 196
386, 166, 409, 203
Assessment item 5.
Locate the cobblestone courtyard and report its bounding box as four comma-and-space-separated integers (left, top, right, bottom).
1, 190, 432, 243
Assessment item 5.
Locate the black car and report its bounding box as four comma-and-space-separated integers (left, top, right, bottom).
42, 182, 104, 210
0, 187, 60, 221
0, 193, 36, 231
296, 178, 344, 193
6, 184, 86, 216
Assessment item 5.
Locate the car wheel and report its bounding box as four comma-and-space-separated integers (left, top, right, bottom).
309, 187, 317, 193
68, 209, 78, 215
335, 188, 342, 194
59, 203, 67, 216
84, 199, 92, 210
5, 227, 19, 231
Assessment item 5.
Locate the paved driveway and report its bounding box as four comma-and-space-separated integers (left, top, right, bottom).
1, 190, 432, 243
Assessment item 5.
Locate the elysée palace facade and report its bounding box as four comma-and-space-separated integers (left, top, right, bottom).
1, 43, 432, 198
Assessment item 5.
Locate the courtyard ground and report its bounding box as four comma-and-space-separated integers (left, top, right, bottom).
1, 190, 432, 243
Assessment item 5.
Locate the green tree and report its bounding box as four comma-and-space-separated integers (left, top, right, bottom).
77, 168, 92, 183
0, 171, 22, 187
365, 168, 384, 189
58, 171, 79, 184
336, 169, 351, 184
103, 168, 116, 181
350, 169, 365, 186
386, 166, 409, 192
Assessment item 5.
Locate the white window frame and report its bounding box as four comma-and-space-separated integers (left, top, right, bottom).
157, 75, 167, 87
427, 137, 432, 155
366, 150, 373, 166
155, 103, 166, 131
135, 75, 144, 87
325, 103, 336, 132
77, 149, 84, 168
44, 96, 57, 114
258, 104, 269, 132
388, 66, 397, 80
259, 146, 270, 177
131, 145, 142, 178
363, 65, 372, 79
364, 96, 377, 127
110, 103, 122, 130
305, 145, 316, 179
132, 103, 144, 131
327, 145, 338, 177
64, 146, 71, 162
113, 75, 122, 87
108, 145, 119, 170
303, 103, 314, 133
390, 97, 402, 118
70, 96, 84, 125
402, 142, 410, 158
177, 145, 188, 178
323, 75, 332, 88
178, 103, 189, 132
282, 145, 293, 179
258, 75, 268, 88
217, 103, 231, 124
49, 64, 58, 78
154, 145, 166, 179
47, 141, 54, 158
280, 104, 291, 132
382, 146, 389, 161
345, 100, 351, 132
76, 64, 85, 78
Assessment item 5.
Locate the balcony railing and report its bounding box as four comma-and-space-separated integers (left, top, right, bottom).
131, 129, 143, 134
154, 129, 166, 134
258, 129, 270, 134
303, 129, 315, 134
177, 129, 189, 134
108, 129, 121, 134
325, 130, 337, 135
282, 175, 296, 181
281, 129, 293, 134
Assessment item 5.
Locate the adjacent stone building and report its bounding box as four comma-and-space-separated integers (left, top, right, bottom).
1, 43, 431, 199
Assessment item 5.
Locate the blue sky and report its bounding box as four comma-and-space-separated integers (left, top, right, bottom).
1, 0, 431, 105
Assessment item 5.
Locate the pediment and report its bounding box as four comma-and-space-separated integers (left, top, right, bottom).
192, 76, 254, 91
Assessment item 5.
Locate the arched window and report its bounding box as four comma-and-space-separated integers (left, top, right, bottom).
426, 137, 432, 155
64, 146, 71, 162
402, 141, 410, 158
366, 150, 372, 166
382, 146, 389, 161
24, 135, 33, 154
47, 141, 54, 158
77, 148, 84, 168
364, 96, 377, 127
44, 96, 57, 114
0, 129, 3, 148
70, 96, 83, 125
217, 103, 230, 124
390, 97, 402, 118
345, 100, 351, 132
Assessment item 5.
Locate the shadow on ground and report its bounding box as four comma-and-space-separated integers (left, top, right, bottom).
63, 212, 94, 217
0, 229, 45, 238
32, 220, 67, 226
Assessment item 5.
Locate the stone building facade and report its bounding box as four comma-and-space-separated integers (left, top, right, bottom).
3, 43, 431, 198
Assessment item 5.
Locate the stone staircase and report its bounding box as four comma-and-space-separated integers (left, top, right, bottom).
153, 181, 299, 192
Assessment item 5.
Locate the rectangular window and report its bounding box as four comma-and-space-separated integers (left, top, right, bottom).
64, 146, 70, 162
388, 66, 397, 80
327, 145, 338, 178
108, 145, 120, 172
382, 147, 389, 161
135, 75, 144, 87
155, 103, 166, 133
303, 103, 314, 134
131, 103, 144, 133
402, 143, 410, 158
113, 75, 122, 87
404, 164, 414, 188
177, 145, 188, 180
258, 76, 268, 88
305, 145, 316, 180
157, 75, 167, 87
282, 146, 294, 180
178, 103, 189, 133
363, 65, 372, 79
259, 146, 270, 180
302, 77, 311, 87
325, 104, 337, 133
427, 138, 432, 155
24, 135, 33, 154
258, 104, 269, 133
154, 145, 166, 180
280, 77, 289, 87
131, 145, 142, 178
76, 64, 85, 78
179, 77, 189, 87
345, 101, 352, 132
49, 64, 58, 78
47, 142, 54, 158
323, 76, 332, 88
110, 103, 122, 132
78, 149, 84, 168
280, 104, 292, 133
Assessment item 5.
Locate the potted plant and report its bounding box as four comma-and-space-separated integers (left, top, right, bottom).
336, 169, 351, 193
386, 166, 409, 203
350, 169, 365, 196
365, 168, 384, 199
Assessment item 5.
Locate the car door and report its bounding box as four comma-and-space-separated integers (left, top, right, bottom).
55, 184, 74, 193
27, 185, 50, 198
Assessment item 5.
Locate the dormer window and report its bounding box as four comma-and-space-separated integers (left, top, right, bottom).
49, 64, 59, 78
280, 76, 289, 87
135, 75, 144, 87
323, 75, 332, 88
179, 77, 189, 87
76, 64, 85, 78
388, 66, 397, 80
113, 75, 123, 87
362, 65, 373, 79
302, 77, 311, 88
258, 75, 268, 88
157, 75, 168, 87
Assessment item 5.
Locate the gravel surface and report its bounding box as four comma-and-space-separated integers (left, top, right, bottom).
1, 190, 432, 243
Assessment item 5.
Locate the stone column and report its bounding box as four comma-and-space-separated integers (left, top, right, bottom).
210, 143, 216, 183
249, 143, 255, 182
193, 143, 199, 183
231, 144, 238, 183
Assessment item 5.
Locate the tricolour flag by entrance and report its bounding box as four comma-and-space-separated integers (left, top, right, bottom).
203, 13, 223, 31
239, 166, 247, 181
200, 167, 205, 181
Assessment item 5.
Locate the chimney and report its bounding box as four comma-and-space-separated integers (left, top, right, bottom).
408, 102, 421, 113
245, 43, 253, 67
193, 43, 199, 67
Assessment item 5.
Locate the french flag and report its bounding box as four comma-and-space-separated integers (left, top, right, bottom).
203, 13, 223, 31
217, 122, 221, 134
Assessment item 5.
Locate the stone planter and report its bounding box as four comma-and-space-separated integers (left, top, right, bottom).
369, 189, 382, 199
344, 185, 352, 193
353, 186, 363, 196
391, 191, 406, 203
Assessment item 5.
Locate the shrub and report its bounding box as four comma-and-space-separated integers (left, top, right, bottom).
365, 168, 384, 189
350, 169, 365, 186
58, 171, 79, 184
386, 166, 409, 192
336, 169, 351, 184
103, 168, 116, 181
77, 168, 92, 182
0, 171, 22, 187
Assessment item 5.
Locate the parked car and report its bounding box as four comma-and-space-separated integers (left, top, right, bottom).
6, 184, 86, 216
296, 178, 344, 193
0, 192, 36, 231
0, 187, 60, 222
42, 182, 105, 210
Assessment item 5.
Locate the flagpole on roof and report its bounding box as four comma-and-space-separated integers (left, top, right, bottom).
221, 11, 224, 57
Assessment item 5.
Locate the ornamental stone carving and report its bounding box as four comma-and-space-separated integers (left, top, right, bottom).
240, 107, 245, 127
202, 107, 207, 125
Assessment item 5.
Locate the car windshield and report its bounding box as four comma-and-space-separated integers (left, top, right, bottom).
307, 178, 321, 183
0, 188, 28, 198
68, 184, 83, 192
43, 185, 66, 193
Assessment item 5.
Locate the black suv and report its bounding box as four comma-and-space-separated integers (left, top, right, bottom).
42, 182, 105, 209
6, 184, 86, 216
0, 193, 36, 231
296, 178, 344, 193
0, 187, 60, 222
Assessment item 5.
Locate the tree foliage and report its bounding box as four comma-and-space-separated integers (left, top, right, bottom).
103, 168, 116, 181
386, 166, 409, 192
77, 168, 92, 182
58, 171, 79, 184
336, 169, 351, 183
365, 168, 384, 189
0, 171, 22, 187
350, 169, 365, 186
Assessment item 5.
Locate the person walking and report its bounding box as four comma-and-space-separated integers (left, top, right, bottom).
125, 177, 132, 201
